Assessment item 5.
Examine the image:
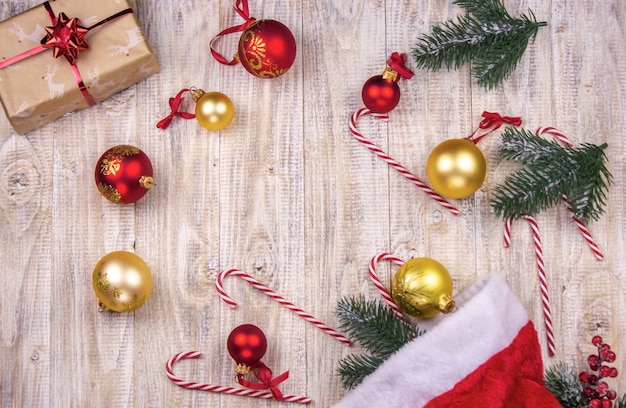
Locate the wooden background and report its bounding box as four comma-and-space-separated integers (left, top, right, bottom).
1, 0, 625, 406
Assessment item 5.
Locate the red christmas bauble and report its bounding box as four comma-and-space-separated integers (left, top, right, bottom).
238, 19, 296, 78
227, 324, 267, 366
95, 145, 153, 204
362, 74, 401, 113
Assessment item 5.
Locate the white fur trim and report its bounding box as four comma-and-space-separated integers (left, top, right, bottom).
333, 273, 529, 408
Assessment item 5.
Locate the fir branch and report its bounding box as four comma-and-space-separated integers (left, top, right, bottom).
335, 296, 421, 359
617, 394, 626, 408
490, 128, 612, 223
544, 362, 586, 408
337, 353, 384, 390
412, 0, 546, 89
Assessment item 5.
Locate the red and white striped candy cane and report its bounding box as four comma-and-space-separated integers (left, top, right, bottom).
504, 216, 556, 356
535, 126, 604, 260
349, 108, 459, 216
166, 351, 312, 404
368, 253, 405, 319
216, 269, 351, 345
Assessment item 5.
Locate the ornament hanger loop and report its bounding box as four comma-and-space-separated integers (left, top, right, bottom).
468, 111, 522, 144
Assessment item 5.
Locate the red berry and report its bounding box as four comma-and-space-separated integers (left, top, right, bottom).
584, 387, 596, 397
588, 374, 599, 385
605, 351, 616, 363
596, 382, 609, 395
607, 390, 617, 400
600, 344, 612, 354
592, 335, 604, 346
601, 400, 612, 408
589, 398, 602, 408
589, 354, 600, 367
609, 368, 618, 378
580, 371, 591, 383
599, 366, 612, 378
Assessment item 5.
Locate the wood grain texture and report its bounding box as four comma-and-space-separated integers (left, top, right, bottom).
0, 0, 624, 406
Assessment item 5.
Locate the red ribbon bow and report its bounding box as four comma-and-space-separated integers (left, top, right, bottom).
209, 0, 257, 65
156, 88, 196, 129
469, 111, 523, 144
41, 12, 89, 64
386, 52, 414, 80
237, 362, 289, 401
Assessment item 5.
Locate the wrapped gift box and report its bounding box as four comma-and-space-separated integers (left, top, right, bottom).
0, 0, 159, 134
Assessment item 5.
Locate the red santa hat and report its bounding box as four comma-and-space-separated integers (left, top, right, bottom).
333, 273, 561, 408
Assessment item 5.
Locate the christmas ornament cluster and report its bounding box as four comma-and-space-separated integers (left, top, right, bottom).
26, 0, 617, 404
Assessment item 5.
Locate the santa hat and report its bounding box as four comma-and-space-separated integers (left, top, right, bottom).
332, 273, 561, 408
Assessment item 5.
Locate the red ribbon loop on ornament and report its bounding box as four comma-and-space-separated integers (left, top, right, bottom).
237, 362, 289, 401
386, 52, 414, 80
209, 0, 257, 65
156, 88, 196, 129
469, 111, 522, 144
0, 2, 134, 107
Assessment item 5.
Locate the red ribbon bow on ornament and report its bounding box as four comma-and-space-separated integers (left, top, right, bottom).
210, 0, 257, 65
469, 111, 523, 143
156, 88, 196, 129
386, 52, 414, 80
237, 362, 290, 401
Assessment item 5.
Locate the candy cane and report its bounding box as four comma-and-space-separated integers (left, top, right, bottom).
216, 269, 351, 345
535, 126, 604, 260
368, 253, 405, 319
504, 216, 556, 356
349, 108, 459, 216
166, 351, 312, 404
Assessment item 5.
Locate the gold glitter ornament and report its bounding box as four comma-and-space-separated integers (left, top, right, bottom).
426, 138, 487, 199
391, 257, 455, 319
92, 251, 153, 312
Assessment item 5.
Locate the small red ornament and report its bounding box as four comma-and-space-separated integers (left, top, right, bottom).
210, 1, 296, 78
362, 72, 401, 114
95, 145, 153, 204
361, 52, 413, 114
227, 324, 267, 371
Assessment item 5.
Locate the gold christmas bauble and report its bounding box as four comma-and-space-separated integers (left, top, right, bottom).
192, 89, 234, 131
426, 138, 487, 199
391, 257, 455, 319
92, 251, 153, 312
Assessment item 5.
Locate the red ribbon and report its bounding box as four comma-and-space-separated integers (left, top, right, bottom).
156, 88, 196, 129
0, 2, 133, 107
469, 111, 522, 144
386, 52, 414, 80
209, 0, 256, 65
237, 362, 289, 401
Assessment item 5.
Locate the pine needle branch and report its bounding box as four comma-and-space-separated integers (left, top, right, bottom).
412, 0, 546, 89
490, 128, 611, 223
335, 296, 421, 359
544, 363, 586, 408
337, 354, 384, 390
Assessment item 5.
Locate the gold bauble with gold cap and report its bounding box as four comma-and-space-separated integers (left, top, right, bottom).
391, 257, 455, 319
192, 89, 234, 131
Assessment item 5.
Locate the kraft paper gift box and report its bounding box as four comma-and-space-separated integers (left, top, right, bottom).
0, 0, 159, 134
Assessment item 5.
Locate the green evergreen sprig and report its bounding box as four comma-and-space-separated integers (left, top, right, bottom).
335, 296, 422, 389
412, 0, 546, 89
544, 363, 586, 408
490, 127, 612, 223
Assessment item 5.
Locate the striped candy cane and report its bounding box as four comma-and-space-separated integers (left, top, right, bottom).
535, 126, 604, 260
216, 269, 351, 345
504, 216, 556, 356
349, 108, 459, 216
368, 253, 405, 319
166, 351, 312, 404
